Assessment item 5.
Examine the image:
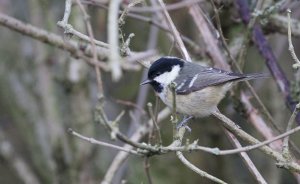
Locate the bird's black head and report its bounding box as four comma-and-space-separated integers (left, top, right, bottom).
141, 57, 185, 93
147, 57, 184, 80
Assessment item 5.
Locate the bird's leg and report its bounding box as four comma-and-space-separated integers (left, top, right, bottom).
176, 115, 193, 132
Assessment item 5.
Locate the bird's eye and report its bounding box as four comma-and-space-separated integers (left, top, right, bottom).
155, 73, 160, 76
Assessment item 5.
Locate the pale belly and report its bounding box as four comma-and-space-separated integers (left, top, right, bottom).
158, 84, 231, 117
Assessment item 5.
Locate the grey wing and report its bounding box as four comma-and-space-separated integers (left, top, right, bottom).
174, 62, 246, 94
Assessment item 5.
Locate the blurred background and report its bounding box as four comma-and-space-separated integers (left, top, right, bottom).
1, 0, 300, 183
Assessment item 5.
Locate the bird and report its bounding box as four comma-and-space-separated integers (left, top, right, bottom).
141, 56, 267, 127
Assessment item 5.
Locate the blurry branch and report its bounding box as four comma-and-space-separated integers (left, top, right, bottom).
57, 0, 109, 48
287, 9, 300, 69
0, 13, 152, 72
236, 0, 300, 124
83, 1, 203, 54
156, 0, 191, 61
212, 111, 300, 172
0, 13, 105, 64
144, 157, 152, 184
269, 14, 300, 37
82, 0, 203, 13
107, 10, 160, 183
210, 2, 278, 135
210, 1, 281, 138
222, 130, 267, 184
123, 0, 203, 13
189, 5, 229, 70
60, 0, 71, 25
176, 151, 227, 184
0, 130, 40, 184
282, 104, 300, 159
240, 94, 282, 149
209, 0, 235, 65
108, 0, 122, 81
209, 0, 300, 159
74, 0, 104, 93
283, 9, 300, 159
147, 103, 162, 145
101, 107, 171, 184
57, 23, 109, 47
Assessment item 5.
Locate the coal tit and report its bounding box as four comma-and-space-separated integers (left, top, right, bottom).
141, 56, 267, 118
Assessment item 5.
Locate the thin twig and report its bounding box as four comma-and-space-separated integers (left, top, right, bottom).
147, 103, 162, 145
82, 0, 203, 13
75, 0, 104, 94
222, 129, 267, 184
57, 0, 108, 48
124, 0, 203, 13
57, 21, 109, 47
87, 2, 203, 54
144, 157, 153, 184
282, 104, 300, 159
156, 0, 191, 61
287, 9, 300, 69
68, 128, 141, 155
188, 5, 229, 69
176, 151, 227, 184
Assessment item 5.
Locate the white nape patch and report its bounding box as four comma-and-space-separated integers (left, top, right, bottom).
154, 65, 181, 86
188, 74, 198, 88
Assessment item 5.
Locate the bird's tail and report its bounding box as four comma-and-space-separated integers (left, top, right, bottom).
235, 72, 269, 82
245, 72, 269, 79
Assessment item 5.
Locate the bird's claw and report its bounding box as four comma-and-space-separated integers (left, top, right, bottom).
176, 116, 193, 132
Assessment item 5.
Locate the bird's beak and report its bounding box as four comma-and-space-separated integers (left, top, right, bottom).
140, 79, 151, 85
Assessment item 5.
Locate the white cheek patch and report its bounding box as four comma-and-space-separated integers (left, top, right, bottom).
154, 65, 181, 85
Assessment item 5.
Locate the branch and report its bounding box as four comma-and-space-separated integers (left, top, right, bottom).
188, 5, 229, 70
74, 0, 104, 94
68, 128, 141, 155
176, 151, 228, 184
81, 1, 203, 54
108, 0, 122, 81
0, 12, 145, 72
282, 104, 300, 159
212, 110, 300, 172
0, 130, 40, 184
101, 108, 171, 184
236, 0, 300, 124
287, 9, 300, 69
268, 14, 300, 38
0, 13, 107, 63
222, 130, 267, 184
156, 0, 191, 61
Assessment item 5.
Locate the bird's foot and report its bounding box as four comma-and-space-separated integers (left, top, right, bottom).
176, 115, 193, 132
